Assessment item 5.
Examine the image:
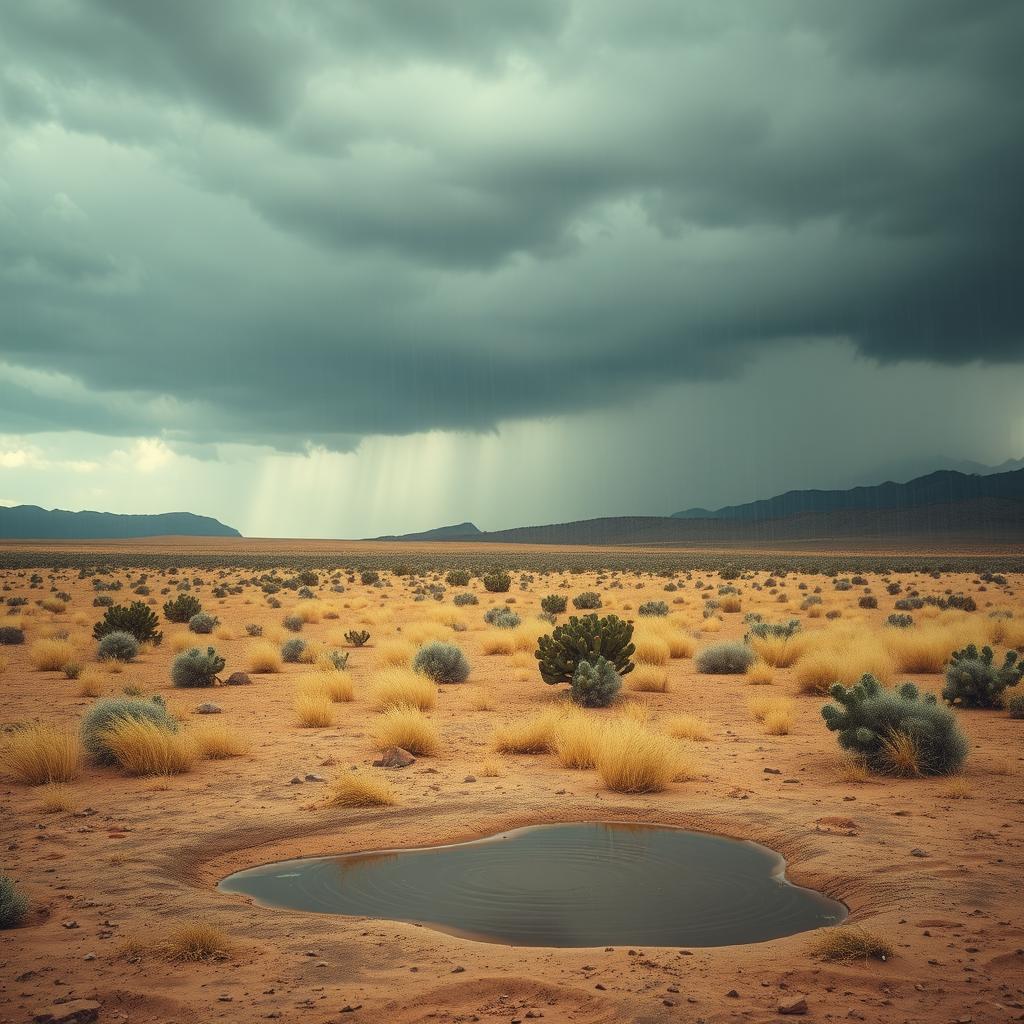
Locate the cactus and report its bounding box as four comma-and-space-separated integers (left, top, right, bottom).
535, 613, 635, 686
93, 601, 163, 646
171, 646, 226, 688
942, 644, 1023, 709
163, 593, 202, 623
822, 674, 968, 776
570, 655, 622, 708
344, 629, 370, 647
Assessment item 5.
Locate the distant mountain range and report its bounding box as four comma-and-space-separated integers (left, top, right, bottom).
379, 467, 1024, 547
0, 505, 241, 540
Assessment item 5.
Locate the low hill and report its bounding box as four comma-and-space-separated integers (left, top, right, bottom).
0, 505, 241, 540
373, 522, 481, 542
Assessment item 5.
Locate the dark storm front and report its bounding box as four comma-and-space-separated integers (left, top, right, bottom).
219, 823, 846, 947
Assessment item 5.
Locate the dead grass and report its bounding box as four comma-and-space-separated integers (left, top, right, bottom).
294, 693, 335, 727
942, 777, 973, 799
831, 756, 872, 784
101, 718, 199, 776
633, 635, 670, 666
746, 660, 775, 685
169, 632, 195, 654
493, 710, 563, 754
884, 626, 956, 674
0, 723, 82, 784
191, 723, 251, 760
763, 709, 793, 735
75, 664, 106, 697
372, 705, 440, 755
246, 640, 283, 674
375, 639, 415, 668
29, 638, 77, 672
595, 720, 694, 793
552, 712, 606, 769
37, 782, 79, 813
325, 771, 397, 808
481, 633, 515, 656
749, 634, 806, 668
662, 714, 712, 741
368, 668, 437, 711
162, 922, 232, 962
467, 687, 495, 711
628, 663, 669, 692
877, 729, 923, 777
297, 670, 355, 703
476, 756, 506, 777
794, 629, 894, 694
809, 926, 893, 962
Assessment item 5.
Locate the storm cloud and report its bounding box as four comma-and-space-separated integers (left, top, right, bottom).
1, 1, 1022, 456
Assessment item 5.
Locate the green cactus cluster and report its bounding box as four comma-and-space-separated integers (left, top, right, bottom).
535, 613, 635, 686
570, 655, 622, 708
942, 644, 1023, 709
821, 674, 968, 776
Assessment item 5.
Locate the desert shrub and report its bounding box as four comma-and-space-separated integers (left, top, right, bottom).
98, 630, 140, 663
858, 595, 878, 609
29, 638, 77, 671
484, 607, 520, 629
943, 645, 1023, 709
163, 593, 202, 623
93, 602, 162, 646
821, 674, 968, 776
325, 771, 397, 808
887, 613, 914, 629
247, 640, 282, 673
696, 642, 755, 675
171, 647, 225, 688
0, 626, 25, 645
322, 649, 350, 671
595, 720, 691, 794
570, 655, 621, 708
445, 569, 471, 587
492, 709, 563, 754
413, 642, 470, 683
745, 618, 800, 641
282, 614, 303, 632
1006, 692, 1024, 719
453, 592, 478, 606
638, 601, 669, 617
0, 723, 82, 785
40, 598, 66, 613
360, 570, 380, 586
344, 629, 370, 647
572, 591, 602, 610
281, 637, 307, 663
541, 594, 568, 615
244, 623, 263, 637
188, 612, 218, 634
101, 717, 198, 776
482, 571, 511, 593
81, 697, 177, 766
372, 705, 440, 755
536, 613, 635, 686
0, 876, 28, 929
93, 595, 114, 607
295, 693, 334, 727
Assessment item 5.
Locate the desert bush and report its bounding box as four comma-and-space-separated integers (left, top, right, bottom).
484, 607, 520, 629
821, 674, 968, 776
360, 570, 380, 586
29, 638, 77, 671
887, 613, 914, 628
372, 705, 440, 755
696, 642, 754, 675
282, 614, 304, 632
0, 723, 82, 784
943, 644, 1023, 709
810, 927, 893, 962
413, 642, 470, 684
536, 613, 635, 686
188, 612, 218, 634
160, 922, 231, 962
0, 876, 29, 929
101, 717, 198, 776
572, 591, 602, 610
246, 640, 282, 673
344, 629, 370, 647
93, 602, 162, 645
638, 601, 669, 617
281, 637, 307, 663
453, 592, 478, 606
325, 771, 396, 808
244, 623, 263, 637
40, 598, 66, 614
98, 630, 140, 663
1006, 691, 1024, 719
482, 571, 511, 593
570, 655, 621, 707
163, 594, 202, 623
0, 626, 25, 645
81, 696, 177, 766
171, 647, 225, 688
858, 595, 878, 609
445, 569, 471, 587
551, 711, 605, 769
541, 594, 568, 615
595, 720, 691, 793
320, 649, 350, 671
745, 618, 800, 642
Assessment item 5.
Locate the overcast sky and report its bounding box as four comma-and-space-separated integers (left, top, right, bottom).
1, 1, 1022, 537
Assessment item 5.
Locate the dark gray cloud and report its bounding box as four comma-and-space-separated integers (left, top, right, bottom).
1, 0, 1021, 451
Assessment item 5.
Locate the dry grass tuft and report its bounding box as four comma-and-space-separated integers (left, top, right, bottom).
375, 639, 415, 668
476, 756, 506, 777
368, 668, 437, 712
372, 705, 440, 755
747, 694, 796, 722
628, 664, 669, 692
162, 921, 232, 962
246, 641, 283, 674
1, 723, 82, 784
294, 693, 335, 728
552, 712, 606, 769
794, 629, 894, 694
746, 660, 775, 686
38, 782, 79, 812
942, 777, 973, 799
29, 638, 77, 672
297, 670, 354, 703
763, 709, 793, 735
325, 771, 397, 808
481, 633, 515, 656
877, 730, 923, 777
831, 757, 872, 784
633, 635, 670, 666
467, 687, 495, 711
809, 926, 893, 962
169, 632, 195, 654
102, 718, 198, 776
492, 710, 563, 755
749, 634, 806, 668
663, 714, 712, 741
595, 720, 694, 793
75, 664, 106, 697
884, 627, 956, 674
191, 723, 251, 760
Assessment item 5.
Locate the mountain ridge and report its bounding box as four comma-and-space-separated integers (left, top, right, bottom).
0, 505, 241, 540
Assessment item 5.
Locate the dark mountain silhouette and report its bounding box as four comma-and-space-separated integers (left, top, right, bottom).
374, 522, 481, 542
0, 505, 241, 540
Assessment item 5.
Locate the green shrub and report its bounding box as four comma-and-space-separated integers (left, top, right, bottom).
0, 626, 25, 645
344, 630, 370, 647
453, 592, 478, 607
93, 602, 162, 646
245, 623, 263, 636
0, 875, 28, 929
281, 638, 307, 663
638, 601, 669, 617
886, 613, 914, 628
188, 612, 218, 634
446, 569, 471, 587
943, 645, 1023, 709
536, 613, 635, 686
163, 593, 202, 623
484, 607, 520, 629
97, 630, 139, 663
413, 642, 470, 683
572, 591, 602, 610
745, 618, 800, 641
696, 642, 755, 674
482, 571, 511, 593
858, 595, 878, 609
81, 696, 177, 765
171, 647, 225, 688
570, 655, 621, 708
360, 570, 380, 586
282, 614, 303, 632
822, 674, 968, 776
540, 594, 568, 615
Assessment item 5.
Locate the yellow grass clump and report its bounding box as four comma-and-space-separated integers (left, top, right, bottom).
663, 714, 712, 741
942, 777, 973, 799
492, 710, 563, 754
763, 708, 793, 735
719, 595, 742, 614
295, 693, 335, 727
294, 599, 325, 623
467, 687, 495, 711
40, 598, 66, 614
325, 771, 397, 808
595, 720, 694, 793
1, 723, 82, 784
29, 638, 77, 672
794, 629, 894, 694
38, 782, 79, 813
628, 664, 669, 692
658, 629, 696, 659
877, 730, 923, 777
633, 635, 670, 666
809, 926, 893, 962
552, 712, 606, 769
246, 640, 283, 673
481, 633, 515, 656
298, 670, 354, 703
368, 668, 437, 711
510, 625, 540, 652
404, 620, 450, 646
374, 639, 415, 668
169, 632, 195, 654
884, 626, 956, 674
75, 664, 107, 697
191, 723, 251, 760
749, 633, 806, 668
372, 705, 440, 755
101, 718, 198, 776
700, 616, 722, 633
831, 756, 872, 784
748, 694, 796, 724
747, 660, 775, 685
161, 922, 233, 962
476, 756, 506, 777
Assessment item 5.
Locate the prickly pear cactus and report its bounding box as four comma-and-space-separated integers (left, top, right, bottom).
535, 613, 635, 686
821, 673, 968, 776
942, 644, 1023, 709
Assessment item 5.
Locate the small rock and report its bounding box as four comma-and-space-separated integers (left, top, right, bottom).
304, 774, 326, 783
463, 776, 477, 783
225, 672, 251, 686
911, 848, 930, 858
33, 1000, 101, 1024
373, 746, 416, 768
726, 989, 740, 998
60, 919, 79, 929
452, 966, 465, 973
779, 995, 808, 1015
763, 768, 781, 775
195, 703, 222, 715
289, 776, 303, 784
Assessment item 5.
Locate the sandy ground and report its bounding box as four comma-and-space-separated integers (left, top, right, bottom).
2, 561, 1023, 1024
